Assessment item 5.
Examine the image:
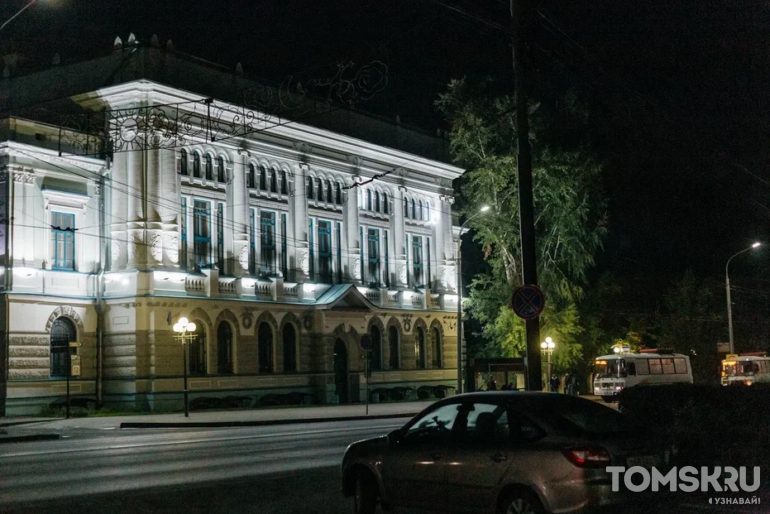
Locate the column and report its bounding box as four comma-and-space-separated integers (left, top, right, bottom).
110, 150, 128, 269
393, 186, 408, 288
231, 150, 250, 277
292, 164, 309, 282
159, 148, 179, 268
344, 178, 362, 284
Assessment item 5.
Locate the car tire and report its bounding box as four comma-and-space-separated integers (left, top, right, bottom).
353, 471, 378, 514
498, 489, 545, 514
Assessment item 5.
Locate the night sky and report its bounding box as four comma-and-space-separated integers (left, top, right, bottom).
4, 0, 770, 314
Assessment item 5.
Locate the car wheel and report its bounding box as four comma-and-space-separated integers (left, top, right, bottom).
353, 471, 377, 514
499, 489, 545, 514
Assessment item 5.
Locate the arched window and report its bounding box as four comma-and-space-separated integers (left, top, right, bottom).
317, 178, 324, 202
258, 322, 273, 373
259, 165, 267, 190
189, 322, 207, 375
419, 200, 423, 221
217, 322, 233, 374
388, 326, 399, 370
431, 327, 442, 368
281, 171, 288, 195
415, 327, 426, 369
426, 201, 430, 221
193, 152, 202, 178
366, 189, 372, 210
383, 193, 389, 214
270, 168, 278, 193
180, 149, 188, 176
247, 164, 256, 188
412, 199, 417, 219
283, 323, 297, 372
50, 317, 76, 377
375, 192, 381, 212
205, 154, 213, 180
307, 176, 314, 199
217, 156, 226, 182
404, 197, 409, 218
336, 183, 343, 205
370, 325, 382, 371
326, 180, 333, 202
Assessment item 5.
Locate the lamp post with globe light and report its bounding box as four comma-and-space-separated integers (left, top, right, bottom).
540, 337, 555, 390
173, 317, 197, 417
726, 242, 761, 355
456, 205, 490, 394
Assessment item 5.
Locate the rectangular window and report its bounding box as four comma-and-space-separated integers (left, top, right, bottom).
281, 213, 288, 278
308, 218, 314, 278
674, 358, 688, 374
193, 200, 211, 270
318, 220, 332, 283
181, 198, 188, 269
384, 230, 389, 288
260, 211, 276, 275
336, 222, 342, 284
360, 227, 365, 282
649, 358, 663, 375
635, 360, 650, 375
661, 358, 675, 374
51, 212, 75, 270
427, 237, 432, 289
412, 235, 423, 286
249, 209, 256, 276
367, 228, 380, 286
216, 203, 224, 273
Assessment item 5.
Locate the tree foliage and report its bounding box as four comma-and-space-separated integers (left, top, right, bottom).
437, 78, 607, 371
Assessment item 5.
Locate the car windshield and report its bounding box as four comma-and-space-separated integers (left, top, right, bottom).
723, 361, 756, 376
518, 396, 632, 437
594, 358, 627, 379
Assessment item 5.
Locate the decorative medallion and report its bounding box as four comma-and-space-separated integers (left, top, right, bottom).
398, 264, 408, 285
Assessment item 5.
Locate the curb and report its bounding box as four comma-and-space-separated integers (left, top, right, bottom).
0, 434, 61, 444
0, 419, 62, 428
121, 412, 417, 429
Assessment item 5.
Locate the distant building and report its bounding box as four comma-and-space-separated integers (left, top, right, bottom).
0, 41, 463, 414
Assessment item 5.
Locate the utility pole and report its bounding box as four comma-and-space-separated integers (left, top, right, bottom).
511, 0, 542, 391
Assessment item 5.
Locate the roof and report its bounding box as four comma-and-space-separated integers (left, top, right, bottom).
596, 353, 689, 360
313, 284, 378, 311
0, 44, 454, 165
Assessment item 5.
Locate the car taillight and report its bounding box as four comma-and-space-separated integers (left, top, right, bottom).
563, 447, 611, 468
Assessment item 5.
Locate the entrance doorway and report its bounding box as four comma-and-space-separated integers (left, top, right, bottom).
333, 339, 349, 404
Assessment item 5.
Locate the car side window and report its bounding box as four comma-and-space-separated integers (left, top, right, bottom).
508, 411, 545, 442
463, 403, 509, 443
404, 403, 462, 443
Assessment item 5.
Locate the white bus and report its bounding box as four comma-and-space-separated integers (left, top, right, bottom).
593, 351, 693, 402
721, 353, 770, 386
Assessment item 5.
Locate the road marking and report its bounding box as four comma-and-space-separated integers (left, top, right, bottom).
0, 424, 402, 459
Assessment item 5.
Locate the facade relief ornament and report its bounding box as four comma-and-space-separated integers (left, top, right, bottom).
13, 171, 34, 183
398, 264, 408, 285
293, 142, 313, 155
111, 239, 122, 262
352, 258, 361, 280
238, 245, 249, 270
300, 250, 310, 275
150, 234, 163, 262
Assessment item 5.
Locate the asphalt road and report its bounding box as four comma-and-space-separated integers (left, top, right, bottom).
0, 418, 760, 514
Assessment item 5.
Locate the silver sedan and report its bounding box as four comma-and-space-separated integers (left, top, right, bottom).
341, 392, 665, 514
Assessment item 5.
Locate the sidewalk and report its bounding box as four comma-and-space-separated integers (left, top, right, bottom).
2, 400, 433, 431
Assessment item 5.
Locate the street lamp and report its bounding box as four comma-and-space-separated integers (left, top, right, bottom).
456, 204, 490, 394
540, 337, 555, 390
725, 242, 761, 354
173, 317, 197, 417
0, 0, 44, 33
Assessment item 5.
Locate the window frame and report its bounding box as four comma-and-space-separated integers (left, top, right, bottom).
51, 211, 76, 271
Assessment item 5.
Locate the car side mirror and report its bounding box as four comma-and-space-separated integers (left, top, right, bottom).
388, 430, 402, 445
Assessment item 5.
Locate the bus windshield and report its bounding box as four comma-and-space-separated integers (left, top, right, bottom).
723, 361, 757, 377
595, 359, 627, 379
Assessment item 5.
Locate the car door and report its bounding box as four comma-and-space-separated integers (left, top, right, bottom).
381, 401, 465, 510
445, 402, 545, 512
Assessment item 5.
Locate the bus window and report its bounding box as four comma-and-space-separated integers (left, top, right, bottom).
594, 359, 627, 379
674, 358, 688, 374
661, 359, 675, 374
636, 360, 650, 375
649, 359, 662, 375
627, 361, 636, 376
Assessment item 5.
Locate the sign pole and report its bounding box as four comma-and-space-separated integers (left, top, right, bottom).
365, 350, 370, 416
